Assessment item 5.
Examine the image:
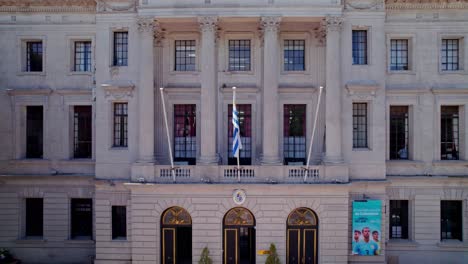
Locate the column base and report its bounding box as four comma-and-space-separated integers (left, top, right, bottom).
260, 155, 282, 165
197, 155, 219, 165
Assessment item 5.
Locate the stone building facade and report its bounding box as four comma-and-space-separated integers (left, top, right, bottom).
0, 0, 467, 264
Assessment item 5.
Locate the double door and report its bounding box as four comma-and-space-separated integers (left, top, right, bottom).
224, 227, 256, 264
162, 227, 192, 264
287, 228, 317, 264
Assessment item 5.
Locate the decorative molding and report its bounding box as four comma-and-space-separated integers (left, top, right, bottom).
96, 0, 137, 13
314, 23, 327, 45
260, 16, 282, 33
137, 16, 155, 33
102, 80, 135, 100
346, 80, 379, 98
346, 0, 384, 10
0, 0, 95, 12
153, 21, 166, 47
385, 0, 468, 9
323, 15, 344, 32
6, 88, 52, 96
198, 16, 219, 33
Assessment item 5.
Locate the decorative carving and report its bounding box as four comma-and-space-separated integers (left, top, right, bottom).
137, 16, 155, 33
110, 66, 119, 78
96, 0, 137, 13
102, 81, 135, 100
153, 21, 166, 47
0, 0, 96, 12
346, 0, 384, 10
385, 0, 468, 9
322, 15, 344, 32
287, 207, 317, 226
198, 16, 219, 33
314, 23, 327, 45
260, 16, 282, 33
162, 206, 192, 225
224, 207, 255, 226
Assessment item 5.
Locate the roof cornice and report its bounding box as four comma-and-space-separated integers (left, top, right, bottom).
0, 0, 96, 13
385, 0, 468, 10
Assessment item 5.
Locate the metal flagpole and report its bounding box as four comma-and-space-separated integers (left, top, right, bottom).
160, 87, 176, 183
304, 86, 323, 182
233, 87, 241, 183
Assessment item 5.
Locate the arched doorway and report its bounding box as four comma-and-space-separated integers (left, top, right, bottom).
161, 206, 192, 264
223, 207, 256, 264
286, 207, 318, 264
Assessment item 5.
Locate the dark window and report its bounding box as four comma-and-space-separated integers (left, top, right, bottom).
284, 40, 305, 71
174, 104, 196, 165
441, 201, 462, 241
74, 41, 92, 72
175, 40, 196, 71
441, 39, 459, 71
26, 106, 43, 159
26, 41, 43, 72
25, 198, 43, 237
113, 32, 128, 66
283, 104, 306, 165
390, 39, 409, 71
352, 30, 368, 65
389, 200, 408, 239
112, 206, 127, 239
113, 103, 128, 147
71, 198, 92, 239
228, 40, 251, 71
441, 106, 459, 160
228, 104, 251, 165
353, 103, 368, 148
390, 106, 409, 160
74, 106, 92, 158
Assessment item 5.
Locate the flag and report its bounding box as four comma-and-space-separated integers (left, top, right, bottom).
232, 103, 243, 158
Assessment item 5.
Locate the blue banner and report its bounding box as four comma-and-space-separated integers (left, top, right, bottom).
352, 200, 382, 256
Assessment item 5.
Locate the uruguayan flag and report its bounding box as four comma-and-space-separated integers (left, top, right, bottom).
232, 105, 243, 158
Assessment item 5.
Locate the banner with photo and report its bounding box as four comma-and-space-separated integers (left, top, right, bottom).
352, 200, 382, 256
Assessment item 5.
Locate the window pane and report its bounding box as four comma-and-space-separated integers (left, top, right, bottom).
228, 104, 252, 165
389, 200, 408, 239
441, 39, 459, 71
113, 32, 128, 66
175, 40, 196, 71
228, 40, 251, 71
174, 104, 196, 164
390, 39, 409, 71
26, 198, 43, 237
114, 103, 128, 147
71, 198, 92, 239
390, 106, 409, 160
283, 104, 306, 164
26, 106, 43, 158
112, 206, 127, 239
441, 106, 459, 160
74, 41, 92, 72
441, 201, 462, 240
353, 103, 368, 148
352, 30, 368, 65
74, 106, 92, 158
284, 40, 305, 71
26, 41, 43, 72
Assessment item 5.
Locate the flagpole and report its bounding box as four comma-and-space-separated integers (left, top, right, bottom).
233, 86, 241, 183
160, 87, 176, 183
304, 86, 323, 182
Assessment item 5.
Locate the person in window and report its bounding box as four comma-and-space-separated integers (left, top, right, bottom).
353, 227, 379, 256
398, 146, 408, 159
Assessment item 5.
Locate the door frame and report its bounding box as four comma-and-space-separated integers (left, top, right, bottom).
222, 207, 256, 264
286, 208, 319, 264
160, 206, 192, 264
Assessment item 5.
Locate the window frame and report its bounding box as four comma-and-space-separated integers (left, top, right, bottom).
70, 198, 93, 240
283, 39, 306, 72
17, 36, 46, 75
389, 106, 410, 160
173, 104, 197, 165
352, 29, 368, 65
439, 35, 465, 74
283, 104, 307, 165
386, 34, 415, 74
352, 102, 369, 149
25, 198, 44, 238
73, 105, 93, 159
440, 200, 463, 241
440, 105, 460, 161
113, 102, 128, 148
112, 31, 129, 67
26, 105, 44, 159
112, 205, 127, 240
389, 200, 409, 240
223, 32, 256, 75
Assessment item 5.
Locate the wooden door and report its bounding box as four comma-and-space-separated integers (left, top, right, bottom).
163, 228, 175, 264
225, 229, 237, 264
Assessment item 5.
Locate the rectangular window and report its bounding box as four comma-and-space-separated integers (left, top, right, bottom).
228, 104, 251, 165
26, 41, 43, 72
71, 198, 92, 239
174, 104, 196, 165
284, 40, 305, 71
390, 39, 409, 71
26, 106, 43, 159
390, 106, 409, 160
25, 198, 43, 237
112, 206, 127, 239
175, 40, 196, 71
352, 30, 368, 65
228, 40, 251, 71
353, 103, 368, 148
441, 106, 459, 160
441, 201, 462, 241
113, 32, 128, 66
283, 104, 306, 165
389, 200, 408, 239
441, 39, 459, 71
74, 106, 92, 158
74, 41, 92, 72
113, 103, 128, 147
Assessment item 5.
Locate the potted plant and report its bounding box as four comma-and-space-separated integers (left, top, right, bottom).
0, 248, 20, 264
265, 243, 281, 264
198, 247, 212, 264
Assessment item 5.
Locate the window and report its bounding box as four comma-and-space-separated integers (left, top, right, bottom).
112, 206, 127, 239
26, 106, 43, 158
390, 39, 408, 71
175, 40, 196, 71
74, 106, 92, 158
228, 40, 251, 71
352, 30, 368, 65
353, 103, 368, 148
113, 32, 128, 66
228, 104, 251, 165
174, 104, 196, 165
441, 106, 459, 160
71, 198, 92, 239
26, 41, 43, 72
74, 41, 92, 72
441, 201, 462, 241
25, 198, 43, 237
284, 40, 305, 71
283, 104, 306, 165
389, 200, 408, 239
441, 39, 459, 71
113, 103, 128, 147
390, 106, 409, 160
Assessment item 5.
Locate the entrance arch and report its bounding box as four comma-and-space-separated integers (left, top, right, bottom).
223, 207, 256, 264
161, 206, 192, 264
286, 207, 318, 264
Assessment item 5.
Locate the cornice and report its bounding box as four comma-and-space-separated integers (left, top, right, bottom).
385, 0, 468, 10
0, 0, 96, 13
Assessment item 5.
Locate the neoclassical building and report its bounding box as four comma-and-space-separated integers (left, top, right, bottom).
0, 0, 468, 263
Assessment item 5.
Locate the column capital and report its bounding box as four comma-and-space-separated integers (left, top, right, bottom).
137, 16, 156, 33
322, 15, 344, 32
260, 16, 282, 33
153, 23, 166, 47
198, 16, 219, 33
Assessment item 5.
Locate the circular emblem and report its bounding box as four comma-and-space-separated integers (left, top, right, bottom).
233, 189, 246, 205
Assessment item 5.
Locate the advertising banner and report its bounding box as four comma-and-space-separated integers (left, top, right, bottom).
352, 200, 381, 256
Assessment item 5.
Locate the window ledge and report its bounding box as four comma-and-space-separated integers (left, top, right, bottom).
16, 71, 46, 76
432, 160, 468, 166
169, 71, 199, 76
281, 71, 309, 75
64, 239, 95, 245
68, 71, 92, 76
437, 240, 468, 248
387, 70, 416, 75
15, 238, 46, 244
112, 237, 128, 242
352, 148, 372, 152
387, 239, 418, 248
59, 159, 95, 165
10, 159, 49, 165
109, 147, 129, 151
386, 160, 425, 166
224, 70, 254, 75
439, 70, 467, 75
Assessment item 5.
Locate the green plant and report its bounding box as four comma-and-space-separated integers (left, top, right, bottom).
198, 247, 212, 264
265, 243, 281, 264
0, 248, 14, 264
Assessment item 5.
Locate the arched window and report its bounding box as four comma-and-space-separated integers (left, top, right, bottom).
286, 208, 318, 264
161, 206, 192, 264
223, 207, 255, 264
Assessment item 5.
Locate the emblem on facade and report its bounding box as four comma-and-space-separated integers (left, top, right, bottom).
233, 189, 246, 205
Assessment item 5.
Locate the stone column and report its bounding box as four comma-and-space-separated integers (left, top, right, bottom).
198, 16, 219, 164
323, 15, 344, 163
137, 17, 155, 162
261, 16, 282, 165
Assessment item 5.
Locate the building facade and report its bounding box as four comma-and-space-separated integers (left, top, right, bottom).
0, 0, 468, 263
